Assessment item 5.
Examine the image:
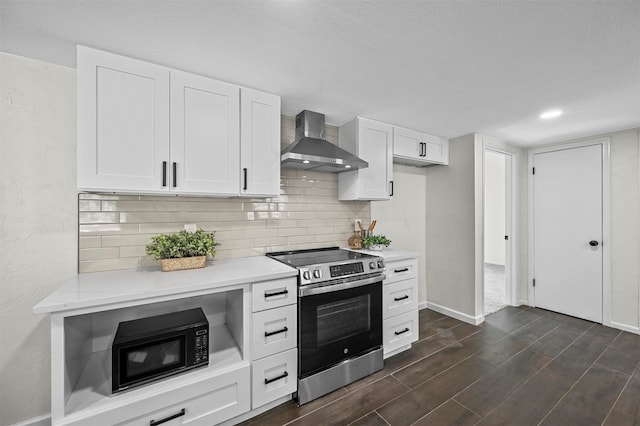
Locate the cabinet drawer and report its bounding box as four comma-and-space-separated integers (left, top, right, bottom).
384, 258, 418, 284
252, 278, 297, 312
383, 310, 419, 357
384, 278, 418, 319
251, 348, 297, 409
252, 304, 297, 360
64, 365, 250, 426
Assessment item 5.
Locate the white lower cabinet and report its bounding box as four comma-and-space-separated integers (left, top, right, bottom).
251, 304, 297, 360
251, 348, 297, 409
108, 366, 250, 426
382, 256, 419, 358
383, 309, 419, 357
251, 278, 298, 410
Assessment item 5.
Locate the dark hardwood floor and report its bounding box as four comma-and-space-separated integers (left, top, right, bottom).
241, 306, 640, 426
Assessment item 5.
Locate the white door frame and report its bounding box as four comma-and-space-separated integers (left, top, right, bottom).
483, 146, 518, 308
527, 138, 611, 326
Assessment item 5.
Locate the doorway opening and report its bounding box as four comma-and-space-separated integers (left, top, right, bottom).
484, 149, 513, 315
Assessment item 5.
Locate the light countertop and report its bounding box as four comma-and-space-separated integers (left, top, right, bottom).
347, 248, 418, 262
33, 256, 297, 315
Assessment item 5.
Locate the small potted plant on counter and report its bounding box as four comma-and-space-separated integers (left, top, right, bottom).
362, 234, 391, 251
145, 229, 219, 272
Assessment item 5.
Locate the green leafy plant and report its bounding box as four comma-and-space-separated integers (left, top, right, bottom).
145, 229, 219, 260
362, 234, 391, 248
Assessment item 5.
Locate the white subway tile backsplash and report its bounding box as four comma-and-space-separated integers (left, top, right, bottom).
78, 118, 371, 273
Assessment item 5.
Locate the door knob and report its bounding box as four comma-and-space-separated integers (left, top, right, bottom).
589, 240, 599, 247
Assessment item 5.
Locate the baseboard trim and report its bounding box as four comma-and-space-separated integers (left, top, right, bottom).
10, 414, 50, 426
418, 301, 428, 310
609, 321, 640, 335
518, 299, 530, 307
426, 301, 484, 325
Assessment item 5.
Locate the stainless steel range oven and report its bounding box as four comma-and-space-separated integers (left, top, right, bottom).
267, 247, 385, 405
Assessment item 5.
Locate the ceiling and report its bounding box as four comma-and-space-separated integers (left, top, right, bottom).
1, 0, 639, 147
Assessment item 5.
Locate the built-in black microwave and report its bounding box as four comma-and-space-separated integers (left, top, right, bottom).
112, 308, 209, 393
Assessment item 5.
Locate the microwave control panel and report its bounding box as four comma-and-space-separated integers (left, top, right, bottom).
194, 327, 209, 364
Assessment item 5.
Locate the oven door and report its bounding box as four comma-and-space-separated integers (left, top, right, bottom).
298, 276, 383, 378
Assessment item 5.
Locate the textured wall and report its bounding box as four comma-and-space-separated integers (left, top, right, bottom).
78, 117, 371, 273
0, 53, 78, 425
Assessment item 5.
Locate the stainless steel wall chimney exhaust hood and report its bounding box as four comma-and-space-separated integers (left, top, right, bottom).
281, 110, 368, 172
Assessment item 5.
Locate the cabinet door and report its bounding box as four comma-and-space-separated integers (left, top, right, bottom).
252, 304, 297, 360
170, 70, 240, 195
77, 46, 170, 193
383, 310, 419, 358
393, 127, 422, 160
251, 348, 297, 409
240, 88, 281, 197
338, 118, 393, 200
423, 134, 449, 165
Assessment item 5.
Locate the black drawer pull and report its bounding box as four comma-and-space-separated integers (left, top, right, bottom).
162, 161, 167, 187
393, 267, 409, 273
265, 371, 288, 385
265, 289, 289, 298
150, 408, 185, 426
265, 326, 288, 337
172, 162, 177, 188
243, 168, 248, 190
394, 327, 410, 336
394, 295, 410, 301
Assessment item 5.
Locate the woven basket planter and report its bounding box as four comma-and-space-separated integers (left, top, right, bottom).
160, 255, 207, 272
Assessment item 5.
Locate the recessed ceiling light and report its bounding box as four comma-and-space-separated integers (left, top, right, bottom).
345, 165, 351, 168
540, 109, 563, 119
302, 160, 310, 164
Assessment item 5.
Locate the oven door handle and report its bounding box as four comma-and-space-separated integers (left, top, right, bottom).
299, 274, 385, 297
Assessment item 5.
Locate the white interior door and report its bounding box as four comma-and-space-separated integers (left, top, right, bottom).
533, 144, 603, 322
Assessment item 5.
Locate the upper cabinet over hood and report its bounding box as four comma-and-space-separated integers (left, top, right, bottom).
281, 111, 368, 173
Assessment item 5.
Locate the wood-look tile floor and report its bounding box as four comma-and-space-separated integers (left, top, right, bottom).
241, 306, 640, 426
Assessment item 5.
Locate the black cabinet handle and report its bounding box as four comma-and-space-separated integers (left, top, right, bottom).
390, 180, 394, 197
394, 327, 410, 336
150, 408, 185, 426
393, 267, 409, 273
265, 289, 289, 298
589, 240, 599, 247
265, 326, 288, 337
172, 162, 177, 188
264, 371, 288, 385
420, 142, 426, 156
243, 168, 248, 190
162, 161, 167, 187
394, 295, 410, 301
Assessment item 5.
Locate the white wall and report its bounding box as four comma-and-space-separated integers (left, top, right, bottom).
424, 134, 483, 322
371, 165, 427, 303
484, 150, 506, 265
0, 53, 77, 425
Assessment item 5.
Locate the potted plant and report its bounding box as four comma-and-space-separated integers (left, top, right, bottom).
145, 229, 219, 272
361, 234, 391, 251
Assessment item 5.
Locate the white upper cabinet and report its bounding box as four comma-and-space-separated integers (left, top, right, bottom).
338, 117, 394, 201
77, 46, 170, 193
393, 126, 449, 166
77, 47, 280, 197
240, 88, 281, 197
171, 70, 240, 195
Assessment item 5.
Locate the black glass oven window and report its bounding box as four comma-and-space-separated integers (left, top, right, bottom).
122, 336, 185, 381
316, 294, 371, 346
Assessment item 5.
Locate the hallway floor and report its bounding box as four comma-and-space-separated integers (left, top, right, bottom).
484, 263, 506, 315
242, 306, 640, 426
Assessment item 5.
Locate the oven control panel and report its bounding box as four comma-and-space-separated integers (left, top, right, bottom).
299, 257, 385, 285
330, 262, 364, 277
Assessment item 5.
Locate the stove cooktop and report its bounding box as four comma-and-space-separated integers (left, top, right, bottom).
267, 247, 384, 286
266, 247, 376, 268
